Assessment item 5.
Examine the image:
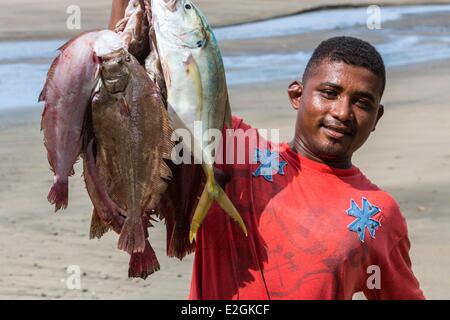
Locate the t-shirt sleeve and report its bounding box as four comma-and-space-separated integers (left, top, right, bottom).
362, 199, 425, 300
215, 115, 261, 177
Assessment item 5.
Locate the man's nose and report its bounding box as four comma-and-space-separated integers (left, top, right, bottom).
329, 97, 354, 122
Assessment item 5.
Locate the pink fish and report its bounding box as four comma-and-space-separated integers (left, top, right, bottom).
40, 31, 104, 212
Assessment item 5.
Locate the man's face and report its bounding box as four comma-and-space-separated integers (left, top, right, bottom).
289, 59, 384, 164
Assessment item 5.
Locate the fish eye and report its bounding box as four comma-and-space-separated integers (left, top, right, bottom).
185, 4, 192, 10
125, 55, 131, 62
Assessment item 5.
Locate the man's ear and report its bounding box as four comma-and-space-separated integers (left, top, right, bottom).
372, 104, 384, 132
288, 80, 303, 110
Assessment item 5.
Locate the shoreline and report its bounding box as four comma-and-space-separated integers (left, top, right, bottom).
1, 57, 447, 112
210, 1, 450, 28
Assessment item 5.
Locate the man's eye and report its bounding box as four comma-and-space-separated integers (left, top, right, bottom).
356, 99, 372, 110
321, 89, 338, 98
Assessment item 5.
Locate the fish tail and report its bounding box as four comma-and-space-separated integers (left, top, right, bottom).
215, 185, 248, 235
47, 176, 69, 212
117, 217, 146, 254
128, 240, 160, 279
189, 184, 213, 243
189, 166, 248, 243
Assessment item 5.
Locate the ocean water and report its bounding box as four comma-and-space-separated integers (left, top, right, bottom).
214, 4, 450, 41
1, 4, 450, 110
223, 34, 450, 85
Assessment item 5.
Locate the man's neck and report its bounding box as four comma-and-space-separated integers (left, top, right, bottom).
288, 140, 353, 169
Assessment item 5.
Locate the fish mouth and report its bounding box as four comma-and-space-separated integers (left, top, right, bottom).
103, 78, 128, 94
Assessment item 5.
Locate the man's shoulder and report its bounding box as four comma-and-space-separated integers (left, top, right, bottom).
219, 115, 278, 176
356, 173, 401, 214
231, 115, 253, 131
228, 116, 274, 148
357, 175, 408, 242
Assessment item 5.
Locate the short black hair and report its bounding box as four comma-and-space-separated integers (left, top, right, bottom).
303, 36, 386, 96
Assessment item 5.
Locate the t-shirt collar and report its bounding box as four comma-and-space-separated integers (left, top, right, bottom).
279, 142, 361, 177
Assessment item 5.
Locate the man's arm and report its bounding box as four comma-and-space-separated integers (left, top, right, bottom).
363, 233, 425, 299
109, 0, 129, 30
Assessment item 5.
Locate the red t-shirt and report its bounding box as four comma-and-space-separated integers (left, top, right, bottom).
188, 117, 424, 300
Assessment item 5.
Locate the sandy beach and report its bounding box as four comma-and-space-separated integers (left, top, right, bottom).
1, 0, 449, 299
2, 0, 450, 40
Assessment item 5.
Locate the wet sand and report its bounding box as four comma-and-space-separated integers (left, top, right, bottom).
0, 0, 449, 299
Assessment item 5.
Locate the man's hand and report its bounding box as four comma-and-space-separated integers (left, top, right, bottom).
109, 0, 129, 30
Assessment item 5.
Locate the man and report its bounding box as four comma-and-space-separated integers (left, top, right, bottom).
110, 1, 424, 300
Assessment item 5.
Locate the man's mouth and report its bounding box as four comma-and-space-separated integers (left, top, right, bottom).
321, 124, 354, 139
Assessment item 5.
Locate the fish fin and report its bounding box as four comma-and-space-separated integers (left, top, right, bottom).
128, 241, 160, 279
189, 184, 214, 243
159, 106, 175, 160
43, 140, 55, 171
189, 166, 247, 242
118, 218, 146, 254
146, 176, 169, 211
159, 160, 172, 180
163, 161, 202, 259
84, 139, 126, 233
224, 95, 232, 129
38, 55, 61, 102
215, 185, 248, 236
141, 104, 174, 210
89, 208, 110, 239
38, 89, 46, 103
183, 54, 203, 115
47, 176, 69, 212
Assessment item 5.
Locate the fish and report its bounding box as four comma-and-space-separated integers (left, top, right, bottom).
91, 31, 174, 256
157, 159, 202, 259
40, 30, 107, 212
83, 139, 159, 279
151, 0, 248, 242
117, 0, 150, 65
142, 0, 199, 257
144, 0, 167, 100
